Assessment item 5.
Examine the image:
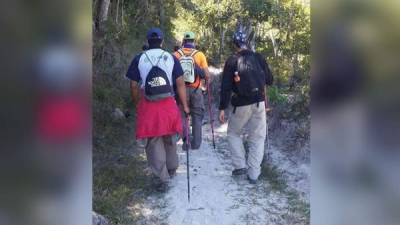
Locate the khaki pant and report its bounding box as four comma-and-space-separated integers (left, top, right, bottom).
181, 87, 205, 150
145, 135, 179, 182
227, 102, 266, 180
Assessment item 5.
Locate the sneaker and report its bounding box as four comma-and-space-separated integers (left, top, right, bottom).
151, 177, 169, 192
182, 138, 189, 151
247, 175, 258, 184
232, 168, 247, 176
168, 169, 177, 177
156, 182, 169, 192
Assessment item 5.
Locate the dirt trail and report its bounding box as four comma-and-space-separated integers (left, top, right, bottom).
135, 122, 309, 225
134, 68, 309, 225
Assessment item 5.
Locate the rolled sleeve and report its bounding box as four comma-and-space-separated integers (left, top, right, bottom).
219, 56, 236, 110
172, 55, 184, 82
126, 54, 142, 82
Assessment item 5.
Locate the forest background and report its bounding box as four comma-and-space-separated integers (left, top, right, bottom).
92, 0, 310, 223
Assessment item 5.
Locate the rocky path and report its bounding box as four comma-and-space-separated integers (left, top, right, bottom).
133, 67, 309, 225
135, 122, 309, 225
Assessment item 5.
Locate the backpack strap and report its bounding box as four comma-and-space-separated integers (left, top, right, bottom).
190, 49, 199, 57
143, 50, 165, 66
190, 49, 202, 89
177, 49, 199, 58
177, 49, 185, 57
155, 51, 165, 66
143, 51, 155, 67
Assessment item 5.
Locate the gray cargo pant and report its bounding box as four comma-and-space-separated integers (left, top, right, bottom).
181, 87, 205, 150
227, 102, 266, 180
145, 135, 179, 182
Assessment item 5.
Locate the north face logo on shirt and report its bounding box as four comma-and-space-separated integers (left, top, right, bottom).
147, 76, 167, 87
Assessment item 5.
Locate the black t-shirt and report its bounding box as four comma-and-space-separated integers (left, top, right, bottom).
219, 49, 273, 110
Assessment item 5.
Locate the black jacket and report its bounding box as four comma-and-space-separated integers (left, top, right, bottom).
219, 49, 273, 110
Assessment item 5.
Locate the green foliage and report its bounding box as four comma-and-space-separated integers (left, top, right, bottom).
92, 1, 188, 223
261, 163, 288, 191
260, 163, 310, 224
171, 0, 310, 120
285, 190, 310, 224
93, 0, 310, 223
242, 0, 272, 21
93, 155, 153, 224
268, 86, 288, 105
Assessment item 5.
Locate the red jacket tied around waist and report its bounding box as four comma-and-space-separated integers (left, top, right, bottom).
135, 95, 182, 139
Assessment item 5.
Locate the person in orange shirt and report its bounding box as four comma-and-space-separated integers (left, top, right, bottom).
174, 31, 210, 150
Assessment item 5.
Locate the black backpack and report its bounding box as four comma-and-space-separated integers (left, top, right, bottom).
235, 51, 266, 97
143, 51, 173, 101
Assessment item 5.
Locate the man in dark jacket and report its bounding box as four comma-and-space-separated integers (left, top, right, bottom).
219, 30, 273, 184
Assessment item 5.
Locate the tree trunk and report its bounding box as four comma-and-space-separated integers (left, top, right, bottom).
99, 0, 110, 23
269, 30, 278, 57
116, 0, 120, 25
254, 22, 260, 50
289, 54, 300, 90
95, 0, 110, 32
121, 0, 124, 26
159, 0, 165, 28
219, 22, 224, 64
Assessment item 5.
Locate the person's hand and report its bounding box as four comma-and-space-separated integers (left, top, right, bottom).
183, 105, 190, 117
219, 110, 225, 123
264, 100, 272, 113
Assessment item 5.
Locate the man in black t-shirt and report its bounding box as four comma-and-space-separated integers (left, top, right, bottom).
218, 30, 273, 184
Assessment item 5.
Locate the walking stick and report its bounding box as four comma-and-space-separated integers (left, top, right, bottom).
185, 115, 205, 210
265, 89, 271, 159
185, 115, 191, 203
206, 79, 216, 149
266, 110, 270, 149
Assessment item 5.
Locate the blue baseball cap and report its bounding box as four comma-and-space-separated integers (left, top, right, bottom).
146, 27, 164, 40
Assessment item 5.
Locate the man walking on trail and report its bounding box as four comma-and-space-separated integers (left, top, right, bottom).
126, 28, 190, 192
218, 29, 273, 184
174, 31, 210, 150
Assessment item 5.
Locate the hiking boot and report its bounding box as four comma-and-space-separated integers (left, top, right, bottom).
151, 177, 169, 192
232, 168, 247, 176
191, 146, 200, 150
247, 175, 258, 184
155, 182, 169, 192
168, 169, 177, 177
